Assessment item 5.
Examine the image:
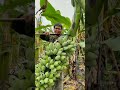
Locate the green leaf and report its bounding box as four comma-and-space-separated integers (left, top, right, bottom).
40, 0, 56, 13
35, 25, 52, 31
42, 13, 71, 28
86, 0, 105, 26
102, 37, 120, 51
108, 8, 120, 16
87, 52, 98, 60
40, 0, 45, 6
56, 10, 61, 14
40, 0, 71, 29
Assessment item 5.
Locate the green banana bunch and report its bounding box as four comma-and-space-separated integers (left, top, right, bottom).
35, 36, 76, 89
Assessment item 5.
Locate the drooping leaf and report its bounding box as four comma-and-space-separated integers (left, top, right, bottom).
108, 8, 120, 16
86, 0, 105, 26
40, 0, 71, 29
102, 37, 120, 51
40, 0, 56, 13
42, 13, 71, 28
87, 52, 98, 60
35, 25, 52, 31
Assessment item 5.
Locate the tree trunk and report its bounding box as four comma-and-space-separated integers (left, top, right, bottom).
0, 17, 12, 90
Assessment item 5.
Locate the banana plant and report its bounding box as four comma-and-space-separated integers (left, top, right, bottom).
69, 0, 84, 37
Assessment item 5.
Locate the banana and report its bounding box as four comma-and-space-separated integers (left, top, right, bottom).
55, 55, 60, 60
35, 37, 76, 89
